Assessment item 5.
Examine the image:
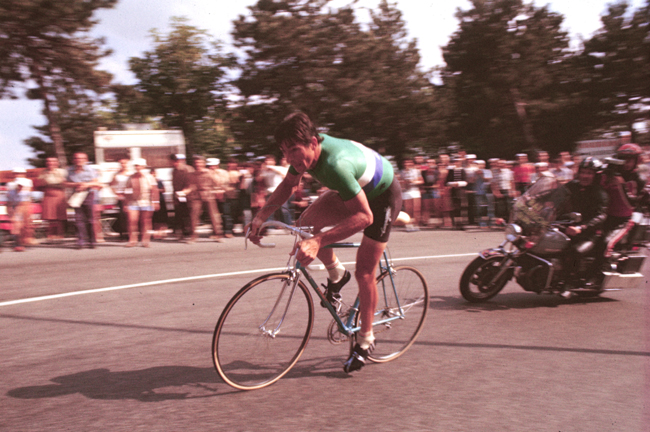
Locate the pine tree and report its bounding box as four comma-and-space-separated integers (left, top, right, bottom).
0, 0, 117, 166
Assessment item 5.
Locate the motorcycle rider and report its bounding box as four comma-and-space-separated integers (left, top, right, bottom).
558, 157, 608, 286
558, 156, 607, 285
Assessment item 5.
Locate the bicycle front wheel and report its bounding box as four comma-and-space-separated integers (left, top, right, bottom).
364, 266, 429, 363
212, 273, 314, 390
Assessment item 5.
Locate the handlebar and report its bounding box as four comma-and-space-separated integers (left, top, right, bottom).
245, 221, 313, 249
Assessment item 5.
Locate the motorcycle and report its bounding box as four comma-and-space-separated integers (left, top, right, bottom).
459, 175, 649, 302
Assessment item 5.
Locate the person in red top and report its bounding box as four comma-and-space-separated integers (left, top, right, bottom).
602, 143, 646, 232
513, 153, 535, 195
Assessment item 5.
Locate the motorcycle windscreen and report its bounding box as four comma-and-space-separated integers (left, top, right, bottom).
509, 175, 569, 238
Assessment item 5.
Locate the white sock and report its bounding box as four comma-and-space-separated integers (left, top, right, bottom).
325, 259, 346, 283
357, 331, 375, 350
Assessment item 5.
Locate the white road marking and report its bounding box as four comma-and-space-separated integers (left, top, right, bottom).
0, 253, 476, 307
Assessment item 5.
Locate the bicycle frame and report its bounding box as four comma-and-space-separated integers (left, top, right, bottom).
269, 241, 407, 338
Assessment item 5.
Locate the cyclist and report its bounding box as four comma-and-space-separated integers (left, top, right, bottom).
247, 112, 402, 373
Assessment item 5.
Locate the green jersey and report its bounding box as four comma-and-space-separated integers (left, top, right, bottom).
289, 134, 394, 201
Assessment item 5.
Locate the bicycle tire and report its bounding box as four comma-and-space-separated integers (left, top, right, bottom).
356, 266, 429, 363
212, 273, 314, 390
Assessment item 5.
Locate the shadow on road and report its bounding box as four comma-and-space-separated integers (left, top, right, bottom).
428, 292, 617, 312
7, 366, 237, 402
7, 357, 350, 401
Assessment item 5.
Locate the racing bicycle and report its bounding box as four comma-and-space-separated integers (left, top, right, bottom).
211, 220, 429, 390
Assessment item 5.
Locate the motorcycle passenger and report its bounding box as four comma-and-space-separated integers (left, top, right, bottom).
602, 143, 647, 232
558, 157, 608, 285
599, 144, 648, 257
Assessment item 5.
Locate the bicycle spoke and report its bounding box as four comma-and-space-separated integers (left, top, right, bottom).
213, 273, 314, 390
364, 266, 429, 362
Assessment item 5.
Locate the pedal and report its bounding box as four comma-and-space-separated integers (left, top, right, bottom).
320, 292, 342, 312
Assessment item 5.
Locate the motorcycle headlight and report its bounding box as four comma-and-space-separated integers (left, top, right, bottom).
505, 224, 522, 243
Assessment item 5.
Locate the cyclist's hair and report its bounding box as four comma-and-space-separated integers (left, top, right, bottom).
275, 111, 324, 148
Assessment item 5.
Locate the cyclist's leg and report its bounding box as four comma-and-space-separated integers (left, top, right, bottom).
297, 190, 350, 266
355, 235, 386, 336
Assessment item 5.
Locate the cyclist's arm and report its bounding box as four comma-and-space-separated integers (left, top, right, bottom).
248, 170, 301, 239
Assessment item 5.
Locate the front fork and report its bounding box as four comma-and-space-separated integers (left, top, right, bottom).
479, 246, 515, 287
260, 270, 302, 338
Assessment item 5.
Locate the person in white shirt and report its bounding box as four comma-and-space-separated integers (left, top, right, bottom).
7, 168, 34, 251
551, 157, 574, 184
263, 155, 293, 225
491, 159, 515, 221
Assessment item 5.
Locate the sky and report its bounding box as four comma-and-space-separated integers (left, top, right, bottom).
0, 0, 645, 170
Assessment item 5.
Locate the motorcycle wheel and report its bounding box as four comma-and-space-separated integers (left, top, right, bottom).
460, 256, 511, 303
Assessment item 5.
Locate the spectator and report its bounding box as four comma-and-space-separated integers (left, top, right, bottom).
250, 161, 267, 219
238, 162, 255, 230
151, 170, 169, 239
551, 156, 573, 185
513, 153, 535, 194
571, 154, 583, 176
446, 156, 467, 230
536, 150, 549, 164
7, 168, 33, 251
185, 155, 224, 243
109, 158, 131, 241
473, 160, 490, 228
464, 155, 478, 226
226, 159, 244, 232
38, 157, 68, 242
531, 162, 551, 184
421, 158, 439, 228
483, 159, 497, 227
414, 154, 428, 171
491, 159, 515, 223
435, 158, 454, 228
207, 158, 232, 237
66, 152, 102, 249
400, 158, 424, 231
124, 158, 159, 247
263, 155, 292, 225
170, 154, 194, 240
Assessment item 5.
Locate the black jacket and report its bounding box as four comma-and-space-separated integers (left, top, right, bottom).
561, 180, 608, 235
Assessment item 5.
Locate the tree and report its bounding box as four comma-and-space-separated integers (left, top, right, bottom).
0, 0, 117, 166
125, 17, 234, 158
230, 0, 445, 157
23, 87, 115, 167
579, 0, 650, 144
441, 0, 582, 158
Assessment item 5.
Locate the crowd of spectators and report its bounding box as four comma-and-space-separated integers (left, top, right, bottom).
2, 146, 649, 251
395, 148, 650, 232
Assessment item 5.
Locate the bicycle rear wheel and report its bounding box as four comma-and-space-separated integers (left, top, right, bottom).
212, 273, 314, 390
362, 266, 429, 362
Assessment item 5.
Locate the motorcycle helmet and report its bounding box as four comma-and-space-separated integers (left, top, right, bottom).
578, 156, 602, 173
615, 143, 643, 169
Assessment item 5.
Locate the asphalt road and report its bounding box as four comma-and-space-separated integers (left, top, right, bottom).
1, 228, 648, 431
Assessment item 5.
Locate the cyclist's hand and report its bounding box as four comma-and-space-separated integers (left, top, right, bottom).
294, 237, 321, 266
246, 218, 263, 245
